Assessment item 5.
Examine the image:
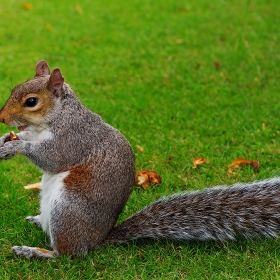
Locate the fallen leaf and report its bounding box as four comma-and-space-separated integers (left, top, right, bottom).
76, 5, 83, 14
135, 170, 162, 189
193, 158, 207, 168
46, 24, 52, 31
166, 156, 172, 162
178, 175, 188, 183
22, 3, 33, 10
24, 182, 41, 190
228, 158, 259, 171
136, 145, 144, 153
227, 168, 236, 176
273, 147, 280, 153
177, 7, 187, 13
214, 61, 221, 69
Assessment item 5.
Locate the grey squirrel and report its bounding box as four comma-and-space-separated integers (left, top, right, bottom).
0, 61, 279, 259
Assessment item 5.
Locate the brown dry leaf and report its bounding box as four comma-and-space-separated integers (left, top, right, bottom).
135, 170, 162, 189
22, 3, 33, 10
193, 158, 207, 168
177, 7, 187, 13
24, 182, 41, 190
136, 145, 144, 153
214, 61, 221, 69
228, 158, 259, 171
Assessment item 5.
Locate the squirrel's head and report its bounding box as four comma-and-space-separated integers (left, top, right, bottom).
0, 60, 64, 131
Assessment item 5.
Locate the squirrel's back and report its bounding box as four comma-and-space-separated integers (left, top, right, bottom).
107, 177, 280, 243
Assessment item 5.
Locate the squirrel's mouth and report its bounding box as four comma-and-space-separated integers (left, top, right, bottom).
17, 125, 29, 131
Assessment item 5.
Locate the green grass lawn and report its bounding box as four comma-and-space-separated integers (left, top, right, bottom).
1, 0, 280, 278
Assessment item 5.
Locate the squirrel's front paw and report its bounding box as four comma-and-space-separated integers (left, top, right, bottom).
0, 140, 23, 159
0, 133, 11, 147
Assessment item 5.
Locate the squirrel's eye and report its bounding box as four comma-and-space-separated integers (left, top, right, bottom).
24, 97, 38, 107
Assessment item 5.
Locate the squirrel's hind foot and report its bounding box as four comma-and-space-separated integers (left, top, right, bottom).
11, 246, 57, 259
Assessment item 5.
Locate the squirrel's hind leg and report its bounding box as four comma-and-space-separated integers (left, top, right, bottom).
11, 246, 57, 258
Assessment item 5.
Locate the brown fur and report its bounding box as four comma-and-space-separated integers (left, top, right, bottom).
0, 88, 55, 126
36, 248, 56, 256
63, 163, 95, 194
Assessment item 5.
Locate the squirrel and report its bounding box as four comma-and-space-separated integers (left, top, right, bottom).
0, 61, 280, 259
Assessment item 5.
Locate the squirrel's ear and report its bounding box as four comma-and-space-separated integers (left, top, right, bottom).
35, 60, 50, 77
47, 68, 64, 98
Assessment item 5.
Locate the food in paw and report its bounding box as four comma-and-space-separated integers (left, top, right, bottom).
9, 131, 19, 141
2, 131, 19, 145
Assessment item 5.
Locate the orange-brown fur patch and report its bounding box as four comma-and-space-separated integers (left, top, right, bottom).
63, 164, 94, 193
36, 248, 56, 256
0, 89, 55, 126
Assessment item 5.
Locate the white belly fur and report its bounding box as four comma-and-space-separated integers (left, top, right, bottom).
40, 171, 70, 240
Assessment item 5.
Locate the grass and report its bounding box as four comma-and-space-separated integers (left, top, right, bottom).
0, 0, 280, 278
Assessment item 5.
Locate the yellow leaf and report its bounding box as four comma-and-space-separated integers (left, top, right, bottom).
76, 5, 83, 14
22, 3, 33, 10
46, 24, 52, 31
227, 168, 236, 176
136, 145, 144, 153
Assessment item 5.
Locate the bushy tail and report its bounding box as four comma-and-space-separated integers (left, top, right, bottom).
106, 178, 280, 244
